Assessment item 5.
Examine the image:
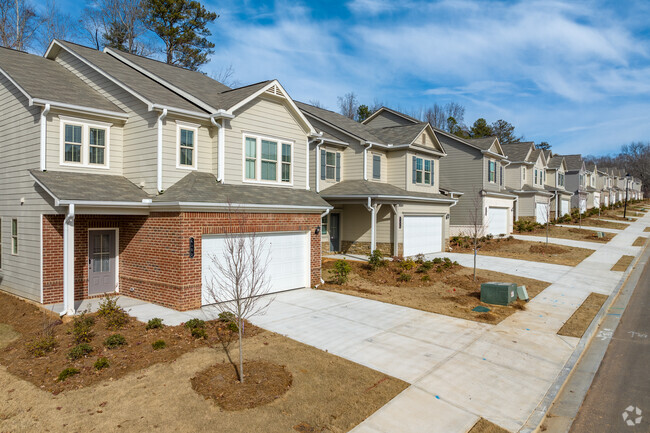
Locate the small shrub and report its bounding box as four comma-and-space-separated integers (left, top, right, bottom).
27, 336, 57, 357
191, 327, 207, 339
421, 275, 431, 282
399, 259, 416, 270
94, 357, 110, 370
443, 257, 452, 264
432, 257, 442, 264
72, 311, 95, 344
420, 260, 434, 271
435, 267, 444, 273
67, 343, 93, 360
218, 312, 235, 322
333, 259, 352, 284
185, 318, 206, 329
146, 318, 164, 330
152, 340, 167, 350
414, 253, 426, 264
368, 249, 386, 270
391, 256, 404, 264
485, 234, 494, 240
397, 272, 411, 282
97, 294, 129, 330
57, 367, 80, 382
104, 334, 127, 349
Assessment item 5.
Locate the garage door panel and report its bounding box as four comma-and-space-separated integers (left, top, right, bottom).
561, 200, 569, 216
536, 203, 549, 224
403, 215, 442, 257
202, 232, 309, 305
486, 207, 508, 236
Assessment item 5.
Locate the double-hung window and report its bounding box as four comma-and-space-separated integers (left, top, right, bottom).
321, 149, 341, 181
177, 123, 198, 169
61, 117, 110, 168
372, 154, 381, 180
534, 169, 538, 185
499, 166, 503, 186
11, 219, 17, 255
326, 151, 336, 179
522, 166, 526, 180
488, 160, 496, 183
321, 215, 328, 235
412, 156, 434, 185
244, 134, 293, 184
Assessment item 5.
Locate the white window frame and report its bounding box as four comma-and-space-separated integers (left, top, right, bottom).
241, 133, 294, 186
59, 116, 111, 169
372, 153, 381, 180
11, 218, 18, 255
522, 166, 526, 181
176, 121, 199, 170
325, 150, 338, 180
534, 169, 538, 185
488, 160, 496, 183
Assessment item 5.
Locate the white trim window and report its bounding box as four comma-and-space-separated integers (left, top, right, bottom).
412, 156, 434, 185
60, 116, 111, 168
177, 122, 198, 169
243, 133, 294, 185
534, 169, 538, 185
11, 218, 17, 255
522, 166, 526, 181
372, 154, 381, 180
488, 160, 496, 183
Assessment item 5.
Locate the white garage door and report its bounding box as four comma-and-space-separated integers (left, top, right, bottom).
561, 200, 570, 216
536, 203, 549, 224
403, 215, 443, 257
579, 199, 587, 213
201, 231, 309, 305
594, 194, 600, 208
604, 195, 609, 207
486, 207, 509, 236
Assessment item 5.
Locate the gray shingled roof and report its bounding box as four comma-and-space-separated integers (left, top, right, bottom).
368, 123, 428, 145
560, 154, 584, 171
528, 148, 543, 163
586, 162, 596, 171
501, 142, 534, 162
544, 185, 571, 194
296, 101, 384, 143
0, 47, 123, 113
547, 155, 564, 170
30, 169, 150, 202
55, 41, 205, 113
508, 184, 553, 195
155, 172, 330, 208
465, 136, 497, 151
320, 179, 455, 202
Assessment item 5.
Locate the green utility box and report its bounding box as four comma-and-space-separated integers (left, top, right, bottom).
480, 282, 518, 306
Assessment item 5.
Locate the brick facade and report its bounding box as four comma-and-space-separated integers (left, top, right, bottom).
42, 212, 321, 311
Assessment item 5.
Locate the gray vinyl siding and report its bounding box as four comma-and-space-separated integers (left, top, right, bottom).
0, 75, 61, 302
364, 111, 414, 128
483, 158, 502, 193
564, 172, 581, 194
405, 152, 440, 194
436, 134, 483, 226
224, 96, 309, 188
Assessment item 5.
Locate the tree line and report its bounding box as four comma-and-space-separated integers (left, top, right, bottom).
0, 0, 218, 71
585, 142, 650, 194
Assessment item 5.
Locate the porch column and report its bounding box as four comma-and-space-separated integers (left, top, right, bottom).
365, 197, 377, 253
63, 204, 75, 316
389, 204, 399, 256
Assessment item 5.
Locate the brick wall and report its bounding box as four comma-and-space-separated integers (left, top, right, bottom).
42, 211, 321, 311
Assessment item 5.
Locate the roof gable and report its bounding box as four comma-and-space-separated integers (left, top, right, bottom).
501, 142, 534, 162
362, 107, 420, 127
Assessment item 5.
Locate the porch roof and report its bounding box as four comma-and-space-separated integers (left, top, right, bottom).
320, 180, 456, 203
544, 185, 572, 195
30, 169, 151, 204
507, 184, 554, 196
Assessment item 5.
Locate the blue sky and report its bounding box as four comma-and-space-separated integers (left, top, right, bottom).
54, 0, 650, 155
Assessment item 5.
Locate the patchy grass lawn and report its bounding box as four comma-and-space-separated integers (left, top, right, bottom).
611, 255, 635, 271
557, 293, 608, 338
562, 218, 629, 230
321, 259, 550, 325
633, 236, 648, 247
451, 237, 593, 266
0, 292, 407, 432
518, 225, 614, 243
468, 418, 510, 433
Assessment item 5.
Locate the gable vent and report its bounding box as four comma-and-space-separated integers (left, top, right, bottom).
265, 84, 285, 98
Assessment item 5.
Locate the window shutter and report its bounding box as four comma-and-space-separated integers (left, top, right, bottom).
336, 153, 341, 181
412, 156, 417, 183
430, 159, 435, 185
320, 149, 326, 180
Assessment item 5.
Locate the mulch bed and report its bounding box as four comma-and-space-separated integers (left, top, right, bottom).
522, 226, 614, 243
611, 255, 635, 271
632, 237, 648, 247
0, 291, 259, 394
557, 293, 608, 338
563, 218, 629, 230
191, 360, 292, 410
644, 227, 650, 232
468, 418, 510, 433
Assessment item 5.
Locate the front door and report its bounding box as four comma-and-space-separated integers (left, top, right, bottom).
88, 230, 117, 295
329, 213, 340, 252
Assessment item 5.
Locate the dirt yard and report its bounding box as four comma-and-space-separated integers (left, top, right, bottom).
557, 293, 608, 338
522, 226, 614, 243
468, 418, 510, 433
451, 238, 593, 266
611, 255, 635, 271
562, 218, 629, 230
0, 292, 407, 432
645, 227, 650, 232
321, 259, 549, 324
633, 236, 648, 246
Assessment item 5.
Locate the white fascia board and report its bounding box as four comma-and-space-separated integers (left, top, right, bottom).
150, 103, 212, 120
0, 66, 33, 104
321, 137, 349, 147
30, 173, 61, 206
104, 48, 219, 114
482, 190, 518, 199
482, 149, 507, 159
322, 194, 457, 204
33, 99, 128, 120
58, 200, 151, 207
151, 201, 332, 212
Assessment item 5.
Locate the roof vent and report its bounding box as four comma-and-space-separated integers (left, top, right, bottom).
265, 84, 285, 98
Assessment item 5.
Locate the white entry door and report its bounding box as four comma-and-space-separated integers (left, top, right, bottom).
403, 215, 443, 257
486, 207, 509, 236
536, 202, 549, 224
201, 231, 310, 305
561, 200, 569, 216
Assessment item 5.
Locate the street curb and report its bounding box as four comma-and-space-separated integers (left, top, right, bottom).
519, 240, 649, 433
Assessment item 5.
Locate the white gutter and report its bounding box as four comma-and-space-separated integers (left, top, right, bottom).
322, 194, 457, 204
33, 99, 128, 119
363, 142, 374, 181
152, 202, 332, 212
315, 138, 324, 193
364, 197, 376, 251
211, 116, 226, 183
62, 204, 75, 316
39, 103, 50, 171
156, 108, 168, 192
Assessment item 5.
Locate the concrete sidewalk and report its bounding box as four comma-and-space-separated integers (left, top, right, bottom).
556, 224, 622, 233
511, 235, 600, 250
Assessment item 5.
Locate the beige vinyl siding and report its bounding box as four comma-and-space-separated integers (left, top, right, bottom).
46, 110, 124, 175
54, 49, 161, 193
405, 152, 440, 194
364, 111, 414, 128
367, 150, 388, 183
224, 96, 308, 188
517, 195, 536, 218
546, 169, 557, 188
386, 150, 407, 189
319, 144, 344, 189
340, 204, 393, 244
0, 75, 62, 302
504, 164, 523, 190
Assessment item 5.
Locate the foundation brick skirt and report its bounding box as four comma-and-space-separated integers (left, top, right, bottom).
42, 212, 321, 311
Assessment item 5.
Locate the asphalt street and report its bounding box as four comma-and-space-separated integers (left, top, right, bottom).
570, 253, 650, 433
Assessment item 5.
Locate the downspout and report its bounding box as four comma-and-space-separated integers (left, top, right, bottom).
364, 197, 376, 252
40, 103, 50, 171
156, 108, 168, 193
363, 142, 373, 181
210, 116, 225, 183
315, 207, 331, 286
62, 203, 75, 316
315, 138, 324, 193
